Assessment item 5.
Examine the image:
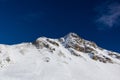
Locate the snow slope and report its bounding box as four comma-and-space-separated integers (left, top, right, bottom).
0, 33, 120, 80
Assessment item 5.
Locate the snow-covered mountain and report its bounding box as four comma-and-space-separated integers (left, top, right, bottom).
0, 33, 120, 80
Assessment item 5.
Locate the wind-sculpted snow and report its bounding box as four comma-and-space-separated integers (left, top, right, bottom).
0, 33, 120, 80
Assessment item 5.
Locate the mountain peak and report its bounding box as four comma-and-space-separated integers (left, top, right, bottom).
64, 32, 81, 39
0, 33, 120, 80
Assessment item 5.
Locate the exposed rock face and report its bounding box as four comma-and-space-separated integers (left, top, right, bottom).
33, 40, 49, 49
91, 54, 113, 63
31, 33, 120, 64
61, 33, 98, 53
108, 52, 120, 59
59, 33, 120, 63
32, 38, 56, 53
85, 47, 95, 53
46, 39, 59, 47
62, 33, 85, 52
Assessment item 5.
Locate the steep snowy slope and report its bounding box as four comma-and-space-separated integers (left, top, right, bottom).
0, 33, 120, 80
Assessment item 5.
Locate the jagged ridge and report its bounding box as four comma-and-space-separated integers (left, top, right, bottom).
32, 33, 120, 64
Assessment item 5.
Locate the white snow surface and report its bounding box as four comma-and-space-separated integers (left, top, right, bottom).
0, 33, 120, 80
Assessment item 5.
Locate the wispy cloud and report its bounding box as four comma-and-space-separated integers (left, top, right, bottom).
95, 1, 120, 30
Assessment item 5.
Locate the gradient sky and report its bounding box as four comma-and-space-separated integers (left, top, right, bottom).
0, 0, 120, 53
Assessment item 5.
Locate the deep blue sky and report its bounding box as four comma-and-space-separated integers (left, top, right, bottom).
0, 0, 120, 53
